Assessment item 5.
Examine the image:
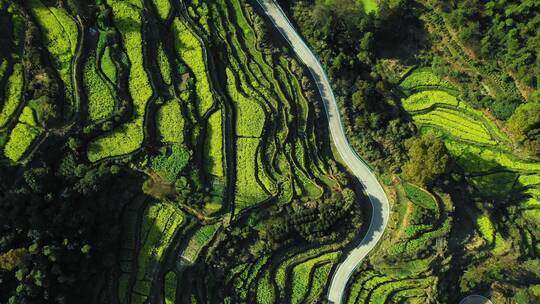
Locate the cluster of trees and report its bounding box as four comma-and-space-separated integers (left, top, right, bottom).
0, 136, 141, 303
441, 0, 540, 93
210, 176, 362, 268
0, 4, 146, 302
507, 97, 540, 157
265, 187, 359, 244
460, 257, 540, 303
282, 0, 417, 172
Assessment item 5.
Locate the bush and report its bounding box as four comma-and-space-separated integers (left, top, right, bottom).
150, 144, 191, 183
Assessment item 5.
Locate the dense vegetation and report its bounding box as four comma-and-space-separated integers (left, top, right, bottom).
0, 0, 538, 303
0, 0, 364, 302
280, 0, 539, 303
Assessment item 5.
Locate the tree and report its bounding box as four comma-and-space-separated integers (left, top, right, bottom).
402, 134, 450, 186
507, 101, 540, 156
0, 248, 27, 271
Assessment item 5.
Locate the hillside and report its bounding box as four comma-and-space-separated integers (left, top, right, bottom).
0, 0, 538, 303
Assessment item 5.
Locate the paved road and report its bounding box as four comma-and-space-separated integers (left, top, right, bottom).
459, 295, 493, 304
255, 1, 390, 303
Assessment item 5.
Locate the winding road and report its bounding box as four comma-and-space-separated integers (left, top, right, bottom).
254, 1, 390, 303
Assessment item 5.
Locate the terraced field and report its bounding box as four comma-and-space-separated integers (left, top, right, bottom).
175, 0, 365, 301
2, 0, 539, 303
0, 0, 367, 303
340, 66, 539, 303
399, 68, 539, 201
338, 67, 540, 302
344, 181, 452, 303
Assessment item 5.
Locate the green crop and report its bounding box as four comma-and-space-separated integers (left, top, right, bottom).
445, 140, 540, 172
399, 68, 452, 91
403, 183, 437, 210
131, 203, 183, 301
157, 100, 184, 143
100, 46, 117, 83
4, 122, 40, 162
88, 0, 152, 161
0, 59, 7, 80
414, 107, 496, 144
256, 272, 276, 304
0, 63, 23, 128
204, 109, 224, 177
477, 213, 495, 244
28, 0, 78, 100
164, 271, 177, 304
225, 68, 265, 137
235, 138, 269, 213
172, 18, 214, 116
402, 90, 458, 112
157, 45, 172, 85
18, 107, 38, 127
291, 252, 338, 304
182, 223, 220, 262
83, 52, 115, 121
153, 0, 171, 20
151, 144, 190, 183
519, 174, 540, 187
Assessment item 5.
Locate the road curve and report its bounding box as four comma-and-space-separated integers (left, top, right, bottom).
459, 295, 493, 304
254, 1, 390, 303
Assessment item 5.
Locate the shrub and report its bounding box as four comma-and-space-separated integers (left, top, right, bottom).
150, 144, 191, 183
